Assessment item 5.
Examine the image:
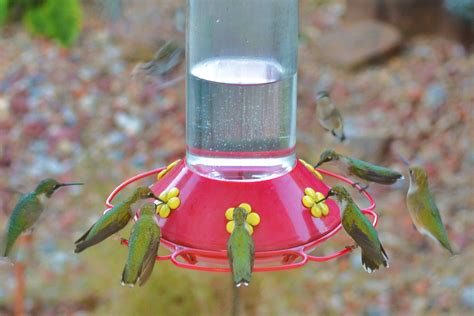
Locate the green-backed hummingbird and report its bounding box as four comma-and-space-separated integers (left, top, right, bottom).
407, 165, 456, 254
324, 185, 389, 273
316, 91, 346, 142
122, 202, 161, 287
1, 178, 83, 257
227, 207, 255, 287
315, 149, 403, 187
74, 186, 159, 253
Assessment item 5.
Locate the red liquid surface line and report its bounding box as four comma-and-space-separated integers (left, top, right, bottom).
108, 164, 378, 271
186, 146, 296, 158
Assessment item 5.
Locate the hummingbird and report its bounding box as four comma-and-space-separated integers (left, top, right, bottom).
406, 165, 456, 254
227, 207, 255, 287
314, 149, 403, 188
1, 178, 83, 257
131, 40, 184, 78
315, 91, 346, 142
323, 185, 388, 273
74, 186, 159, 253
122, 202, 161, 287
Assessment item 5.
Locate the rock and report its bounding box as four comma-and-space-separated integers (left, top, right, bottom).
114, 112, 143, 136
422, 82, 448, 108
317, 20, 402, 68
0, 97, 9, 120
461, 285, 474, 309
344, 0, 471, 47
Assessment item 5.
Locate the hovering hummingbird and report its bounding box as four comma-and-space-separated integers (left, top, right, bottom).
74, 186, 159, 253
131, 40, 184, 78
315, 91, 346, 142
323, 185, 388, 273
122, 203, 161, 287
314, 149, 403, 188
1, 178, 83, 257
227, 207, 255, 287
406, 165, 456, 254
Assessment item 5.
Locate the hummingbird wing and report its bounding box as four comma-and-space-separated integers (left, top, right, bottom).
349, 222, 389, 272
74, 221, 128, 253
138, 233, 160, 287
342, 202, 388, 272
409, 188, 455, 254
227, 227, 254, 286
75, 202, 131, 249
2, 193, 43, 257
122, 217, 159, 286
348, 157, 402, 185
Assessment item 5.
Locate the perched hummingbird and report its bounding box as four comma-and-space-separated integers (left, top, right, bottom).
314, 149, 403, 188
131, 40, 184, 78
1, 178, 83, 257
315, 91, 346, 142
74, 186, 158, 253
406, 165, 456, 254
324, 185, 388, 273
227, 207, 255, 287
122, 203, 161, 287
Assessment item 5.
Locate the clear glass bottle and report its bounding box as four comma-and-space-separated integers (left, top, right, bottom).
186, 0, 298, 180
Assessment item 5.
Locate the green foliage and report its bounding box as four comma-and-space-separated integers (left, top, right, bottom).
0, 0, 7, 25
23, 0, 82, 46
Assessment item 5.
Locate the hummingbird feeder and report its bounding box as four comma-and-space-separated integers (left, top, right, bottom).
106, 0, 378, 272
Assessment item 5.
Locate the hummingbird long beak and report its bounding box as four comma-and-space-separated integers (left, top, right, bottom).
150, 193, 166, 204
314, 161, 322, 169
315, 196, 329, 204
59, 182, 84, 187
316, 189, 336, 204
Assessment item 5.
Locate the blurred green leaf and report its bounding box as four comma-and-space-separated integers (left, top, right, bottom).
0, 0, 7, 25
23, 0, 82, 46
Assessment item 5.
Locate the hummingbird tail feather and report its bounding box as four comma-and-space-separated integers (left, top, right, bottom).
236, 280, 249, 287
121, 264, 138, 287
1, 225, 22, 258
361, 251, 388, 273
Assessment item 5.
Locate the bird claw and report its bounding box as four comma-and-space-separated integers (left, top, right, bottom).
345, 244, 358, 251
351, 182, 369, 193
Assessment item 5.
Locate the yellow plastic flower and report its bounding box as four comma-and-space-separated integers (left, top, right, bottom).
299, 159, 323, 180
157, 159, 181, 180
156, 187, 181, 218
302, 187, 330, 218
225, 203, 260, 235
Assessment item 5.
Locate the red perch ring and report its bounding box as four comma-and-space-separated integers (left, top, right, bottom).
105, 159, 377, 272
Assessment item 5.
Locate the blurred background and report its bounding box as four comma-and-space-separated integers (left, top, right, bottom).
0, 0, 472, 315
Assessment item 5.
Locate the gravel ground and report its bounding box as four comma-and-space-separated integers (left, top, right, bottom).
0, 1, 472, 315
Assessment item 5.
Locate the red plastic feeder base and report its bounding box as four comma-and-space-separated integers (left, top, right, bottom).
106, 159, 377, 272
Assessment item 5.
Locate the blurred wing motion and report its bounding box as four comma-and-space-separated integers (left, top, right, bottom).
316, 91, 346, 142
131, 40, 184, 78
